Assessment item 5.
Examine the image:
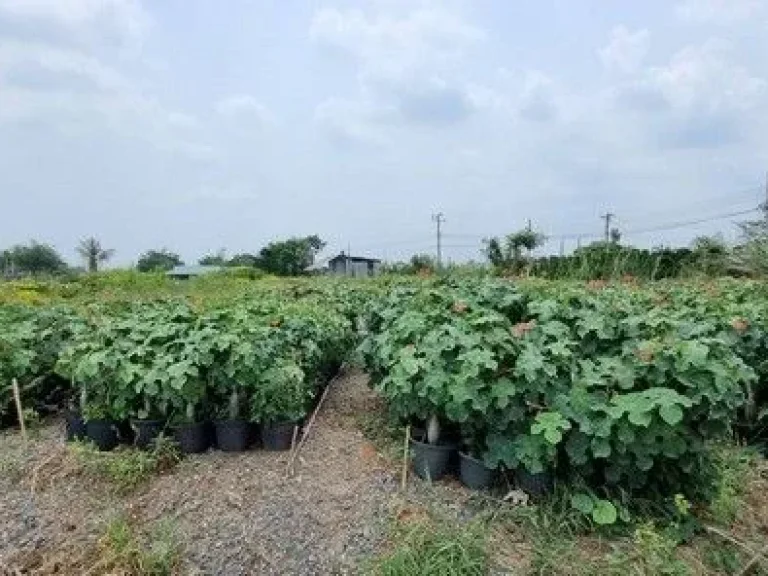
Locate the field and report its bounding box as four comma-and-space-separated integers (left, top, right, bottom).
1, 271, 767, 575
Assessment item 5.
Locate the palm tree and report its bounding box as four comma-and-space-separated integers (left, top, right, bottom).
76, 237, 115, 272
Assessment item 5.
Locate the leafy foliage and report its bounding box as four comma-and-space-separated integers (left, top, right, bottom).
136, 249, 183, 272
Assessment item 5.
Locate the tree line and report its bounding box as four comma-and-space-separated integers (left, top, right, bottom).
481, 209, 768, 279
4, 210, 768, 281
1, 235, 326, 278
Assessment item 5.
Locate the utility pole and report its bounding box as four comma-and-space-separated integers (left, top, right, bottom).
559, 237, 565, 256
432, 213, 445, 270
601, 212, 615, 242
764, 171, 768, 221
526, 218, 532, 232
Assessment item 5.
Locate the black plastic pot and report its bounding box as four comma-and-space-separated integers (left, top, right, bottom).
173, 421, 211, 454
459, 452, 495, 490
410, 438, 457, 481
515, 468, 554, 497
131, 419, 165, 449
117, 420, 135, 445
214, 420, 252, 452
64, 410, 87, 441
262, 421, 299, 451
85, 419, 119, 451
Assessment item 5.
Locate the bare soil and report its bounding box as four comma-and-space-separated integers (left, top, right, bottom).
0, 369, 400, 575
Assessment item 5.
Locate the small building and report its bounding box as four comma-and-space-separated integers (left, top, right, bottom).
166, 265, 223, 280
327, 252, 381, 277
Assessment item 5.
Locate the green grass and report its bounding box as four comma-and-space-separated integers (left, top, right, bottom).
71, 433, 180, 493
97, 514, 180, 576
706, 444, 758, 525
356, 409, 407, 462
369, 516, 487, 576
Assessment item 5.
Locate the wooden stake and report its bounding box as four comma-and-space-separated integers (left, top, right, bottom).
286, 366, 345, 473
736, 544, 768, 576
12, 378, 27, 445
401, 425, 411, 492
287, 424, 300, 477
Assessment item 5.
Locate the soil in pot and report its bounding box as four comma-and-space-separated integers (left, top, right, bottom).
173, 421, 212, 454
410, 438, 457, 481
214, 420, 252, 452
515, 467, 554, 497
459, 452, 495, 490
131, 419, 165, 449
261, 421, 299, 451
65, 410, 87, 442
85, 420, 119, 451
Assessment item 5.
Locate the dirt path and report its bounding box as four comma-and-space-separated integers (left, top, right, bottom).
0, 369, 399, 575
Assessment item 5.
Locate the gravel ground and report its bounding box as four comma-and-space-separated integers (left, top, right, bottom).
0, 369, 400, 575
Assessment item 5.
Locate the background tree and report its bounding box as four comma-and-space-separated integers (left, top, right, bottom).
199, 249, 227, 266
484, 228, 546, 273
731, 211, 768, 276
258, 235, 326, 276
610, 227, 622, 244
690, 235, 729, 276
76, 237, 114, 273
227, 253, 261, 268
409, 253, 436, 274
137, 249, 184, 272
3, 241, 67, 275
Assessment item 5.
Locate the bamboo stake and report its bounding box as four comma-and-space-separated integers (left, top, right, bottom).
400, 425, 411, 492
12, 378, 27, 445
736, 544, 768, 576
285, 366, 344, 473
287, 424, 300, 477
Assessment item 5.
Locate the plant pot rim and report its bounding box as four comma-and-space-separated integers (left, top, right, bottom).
172, 420, 207, 428
410, 437, 458, 449
459, 451, 487, 464
263, 419, 300, 427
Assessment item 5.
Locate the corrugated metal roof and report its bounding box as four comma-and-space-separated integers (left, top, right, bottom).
328, 253, 381, 264
166, 265, 223, 277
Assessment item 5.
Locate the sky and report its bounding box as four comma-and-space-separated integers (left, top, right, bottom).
0, 0, 767, 266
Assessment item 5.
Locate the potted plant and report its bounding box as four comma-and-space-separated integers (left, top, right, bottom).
64, 387, 87, 441
213, 378, 252, 452
169, 373, 211, 454
83, 400, 120, 451
409, 414, 458, 481
458, 424, 496, 490
252, 360, 310, 451
56, 345, 120, 451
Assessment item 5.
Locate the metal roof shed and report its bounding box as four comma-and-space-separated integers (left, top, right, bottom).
166, 265, 223, 279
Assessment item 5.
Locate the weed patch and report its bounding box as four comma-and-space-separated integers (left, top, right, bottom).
71, 434, 179, 493
369, 513, 487, 576
93, 514, 180, 576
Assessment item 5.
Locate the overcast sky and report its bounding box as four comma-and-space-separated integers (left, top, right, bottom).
1, 0, 767, 266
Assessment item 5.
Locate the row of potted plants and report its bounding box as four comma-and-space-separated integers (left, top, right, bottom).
56, 299, 351, 454
359, 279, 756, 501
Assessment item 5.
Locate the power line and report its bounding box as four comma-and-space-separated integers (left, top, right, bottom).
622, 208, 759, 236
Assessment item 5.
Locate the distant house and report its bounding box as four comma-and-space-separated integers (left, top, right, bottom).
166, 265, 223, 280
326, 252, 381, 277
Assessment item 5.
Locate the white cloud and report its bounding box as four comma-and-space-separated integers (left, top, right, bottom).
310, 4, 484, 134
214, 95, 274, 124
0, 0, 151, 47
0, 39, 132, 94
610, 38, 767, 149
647, 39, 765, 110
313, 98, 388, 146
519, 71, 558, 122
599, 26, 650, 73
676, 0, 762, 24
